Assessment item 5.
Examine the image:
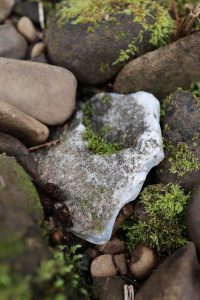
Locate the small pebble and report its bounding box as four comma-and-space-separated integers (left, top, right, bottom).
31, 42, 45, 58
17, 16, 38, 42
91, 254, 118, 277
113, 253, 128, 275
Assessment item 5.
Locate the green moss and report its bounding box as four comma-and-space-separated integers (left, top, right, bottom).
0, 231, 26, 261
91, 213, 104, 232
0, 264, 31, 300
99, 62, 110, 74
165, 141, 200, 177
123, 183, 190, 255
56, 0, 175, 64
190, 81, 200, 97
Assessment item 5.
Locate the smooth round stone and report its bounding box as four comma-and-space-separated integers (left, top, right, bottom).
17, 16, 38, 42
91, 254, 118, 277
99, 238, 126, 254
31, 42, 45, 58
0, 57, 77, 125
0, 102, 49, 146
0, 24, 27, 59
0, 0, 15, 22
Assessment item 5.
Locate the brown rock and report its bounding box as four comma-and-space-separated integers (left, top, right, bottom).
99, 238, 126, 254
31, 42, 45, 58
135, 243, 200, 300
0, 57, 77, 125
114, 32, 200, 99
17, 16, 38, 42
130, 245, 158, 279
91, 254, 118, 277
0, 102, 49, 146
186, 184, 200, 254
113, 253, 128, 275
94, 276, 126, 300
156, 90, 200, 191
0, 0, 15, 22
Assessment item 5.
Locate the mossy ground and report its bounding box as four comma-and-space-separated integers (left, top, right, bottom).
56, 0, 175, 64
123, 183, 190, 255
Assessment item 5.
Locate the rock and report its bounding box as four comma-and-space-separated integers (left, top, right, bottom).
186, 184, 200, 254
13, 1, 40, 24
31, 42, 45, 58
156, 90, 200, 191
130, 245, 158, 279
91, 254, 117, 277
0, 102, 49, 146
135, 243, 200, 300
114, 32, 200, 99
0, 0, 15, 22
46, 1, 174, 85
17, 16, 38, 42
34, 92, 164, 244
99, 238, 126, 254
31, 53, 48, 64
0, 24, 27, 59
112, 203, 135, 235
113, 253, 128, 275
0, 154, 50, 276
94, 276, 126, 300
0, 57, 77, 125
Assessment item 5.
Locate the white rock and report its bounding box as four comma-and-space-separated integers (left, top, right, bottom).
34, 92, 164, 244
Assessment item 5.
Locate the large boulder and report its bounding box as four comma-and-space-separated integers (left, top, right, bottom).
0, 57, 77, 125
135, 243, 200, 300
34, 92, 164, 244
0, 24, 27, 59
46, 0, 174, 85
114, 32, 200, 99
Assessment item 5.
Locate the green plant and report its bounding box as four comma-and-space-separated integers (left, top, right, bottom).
33, 245, 89, 300
123, 184, 190, 255
190, 81, 200, 97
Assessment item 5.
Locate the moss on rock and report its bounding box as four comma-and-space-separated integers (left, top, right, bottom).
123, 183, 190, 255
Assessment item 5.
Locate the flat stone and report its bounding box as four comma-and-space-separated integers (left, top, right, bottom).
135, 243, 200, 300
0, 102, 49, 146
0, 57, 77, 125
0, 0, 15, 22
34, 92, 164, 244
156, 90, 200, 191
0, 24, 27, 59
114, 32, 200, 99
91, 254, 118, 277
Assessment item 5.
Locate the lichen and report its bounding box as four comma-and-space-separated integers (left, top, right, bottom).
165, 141, 200, 177
56, 0, 175, 64
123, 183, 190, 255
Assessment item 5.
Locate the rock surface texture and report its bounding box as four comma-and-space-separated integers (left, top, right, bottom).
0, 102, 49, 146
0, 0, 15, 22
114, 32, 200, 99
0, 24, 27, 59
156, 90, 200, 191
34, 92, 164, 244
0, 58, 77, 125
135, 243, 200, 300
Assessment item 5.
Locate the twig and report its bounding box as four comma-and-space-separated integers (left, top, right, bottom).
176, 3, 200, 38
38, 0, 45, 29
124, 285, 134, 300
28, 138, 60, 151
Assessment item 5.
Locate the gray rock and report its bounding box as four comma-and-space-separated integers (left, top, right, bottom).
0, 57, 77, 125
156, 90, 200, 191
114, 32, 200, 99
186, 184, 200, 254
0, 101, 49, 146
46, 1, 174, 85
135, 243, 200, 300
0, 0, 15, 22
34, 92, 164, 244
0, 24, 27, 59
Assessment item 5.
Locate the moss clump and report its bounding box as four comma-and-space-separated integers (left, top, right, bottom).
123, 183, 190, 255
56, 0, 175, 64
0, 264, 31, 300
33, 245, 90, 300
190, 81, 200, 97
165, 141, 200, 177
82, 99, 125, 155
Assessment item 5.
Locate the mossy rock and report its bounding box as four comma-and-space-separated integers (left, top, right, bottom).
156, 90, 200, 190
45, 0, 174, 85
0, 154, 50, 300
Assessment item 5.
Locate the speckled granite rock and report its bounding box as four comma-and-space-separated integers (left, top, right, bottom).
34, 92, 164, 244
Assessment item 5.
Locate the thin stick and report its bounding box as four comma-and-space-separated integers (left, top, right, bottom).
176, 3, 200, 38
124, 285, 134, 300
29, 138, 60, 151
